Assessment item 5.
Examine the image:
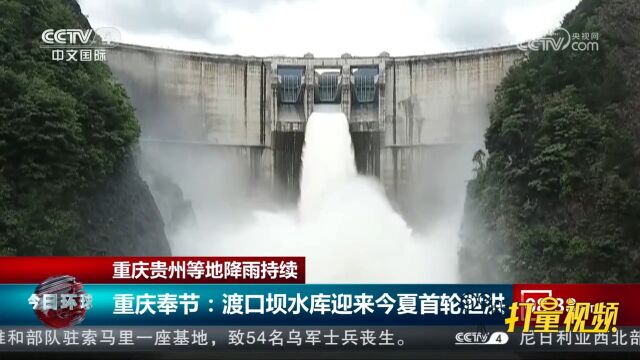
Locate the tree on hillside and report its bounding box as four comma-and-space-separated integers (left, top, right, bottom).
460, 0, 640, 282
0, 0, 140, 255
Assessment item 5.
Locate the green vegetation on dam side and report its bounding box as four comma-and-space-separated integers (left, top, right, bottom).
460, 0, 640, 283
0, 0, 170, 255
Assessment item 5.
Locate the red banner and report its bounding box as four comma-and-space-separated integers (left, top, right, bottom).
0, 257, 305, 284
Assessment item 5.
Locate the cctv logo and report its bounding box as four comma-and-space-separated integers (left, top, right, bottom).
40, 28, 120, 48
455, 332, 509, 345
42, 29, 92, 45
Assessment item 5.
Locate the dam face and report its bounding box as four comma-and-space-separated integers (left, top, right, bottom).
107, 44, 523, 215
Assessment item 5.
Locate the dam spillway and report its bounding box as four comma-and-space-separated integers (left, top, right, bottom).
202, 106, 454, 283
106, 44, 524, 212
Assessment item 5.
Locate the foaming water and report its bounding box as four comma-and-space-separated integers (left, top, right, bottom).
172, 107, 459, 283
299, 109, 357, 221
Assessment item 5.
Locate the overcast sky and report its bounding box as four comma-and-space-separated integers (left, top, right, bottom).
77, 0, 580, 57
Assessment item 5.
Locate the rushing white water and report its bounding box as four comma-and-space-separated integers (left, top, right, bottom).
171, 106, 459, 283
298, 107, 357, 221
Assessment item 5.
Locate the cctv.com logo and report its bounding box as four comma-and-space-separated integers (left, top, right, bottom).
517, 27, 599, 52
455, 331, 509, 345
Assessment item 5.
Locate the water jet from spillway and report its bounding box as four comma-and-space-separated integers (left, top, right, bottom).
298, 106, 357, 221
172, 106, 460, 283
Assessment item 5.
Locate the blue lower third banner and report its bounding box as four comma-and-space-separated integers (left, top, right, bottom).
1, 283, 638, 355
2, 284, 510, 326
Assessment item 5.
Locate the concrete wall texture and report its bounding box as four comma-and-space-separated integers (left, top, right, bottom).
107, 43, 524, 200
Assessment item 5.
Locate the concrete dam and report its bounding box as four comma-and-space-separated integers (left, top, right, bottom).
107, 44, 524, 227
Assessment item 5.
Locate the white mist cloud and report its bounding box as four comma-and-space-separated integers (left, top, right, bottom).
168, 107, 459, 283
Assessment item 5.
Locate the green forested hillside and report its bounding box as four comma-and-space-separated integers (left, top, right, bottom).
460, 0, 640, 282
0, 0, 168, 255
